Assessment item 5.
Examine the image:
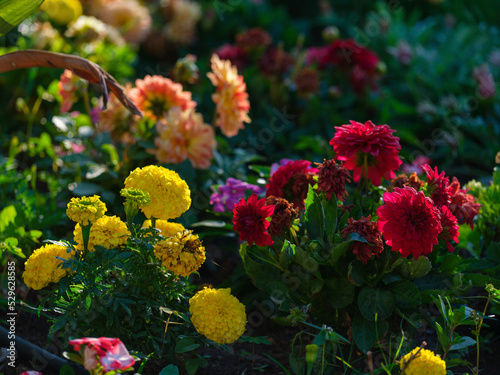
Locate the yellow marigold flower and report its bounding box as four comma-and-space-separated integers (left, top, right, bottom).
400, 348, 446, 375
66, 195, 107, 227
128, 75, 196, 119
153, 107, 216, 169
124, 166, 191, 220
189, 287, 246, 344
23, 244, 74, 290
41, 0, 83, 26
207, 54, 251, 138
74, 215, 129, 251
143, 219, 186, 237
154, 230, 205, 277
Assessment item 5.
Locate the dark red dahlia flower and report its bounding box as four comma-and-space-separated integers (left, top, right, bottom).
265, 195, 298, 237
327, 39, 379, 73
215, 44, 248, 70
259, 47, 294, 76
377, 187, 443, 259
316, 159, 351, 201
422, 164, 452, 207
266, 160, 318, 210
341, 215, 384, 263
329, 120, 402, 186
439, 205, 460, 253
232, 193, 275, 246
448, 177, 481, 229
236, 27, 272, 53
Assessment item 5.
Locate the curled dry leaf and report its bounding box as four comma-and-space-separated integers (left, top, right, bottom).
0, 49, 142, 116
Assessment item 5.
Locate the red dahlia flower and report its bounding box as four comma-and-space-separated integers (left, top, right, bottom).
330, 120, 402, 186
422, 164, 452, 207
266, 160, 318, 210
448, 177, 481, 229
439, 205, 460, 253
341, 215, 384, 263
377, 187, 443, 259
232, 193, 275, 246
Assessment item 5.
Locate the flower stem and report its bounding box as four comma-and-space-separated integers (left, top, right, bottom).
81, 224, 92, 253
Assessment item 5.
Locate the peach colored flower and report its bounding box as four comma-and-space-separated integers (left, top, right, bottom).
128, 75, 196, 119
207, 54, 251, 137
95, 90, 137, 144
153, 107, 216, 169
163, 0, 202, 45
96, 0, 152, 44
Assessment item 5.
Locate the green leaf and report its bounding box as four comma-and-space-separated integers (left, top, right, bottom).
439, 254, 460, 273
0, 0, 44, 38
449, 336, 476, 350
159, 365, 180, 375
348, 260, 366, 286
352, 314, 388, 353
358, 287, 395, 321
0, 205, 17, 232
174, 337, 200, 353
323, 197, 338, 246
185, 357, 199, 375
486, 242, 500, 263
304, 185, 324, 243
191, 220, 229, 228
324, 278, 355, 309
435, 322, 449, 350
69, 182, 101, 196
398, 256, 432, 279
390, 280, 421, 310
58, 365, 75, 375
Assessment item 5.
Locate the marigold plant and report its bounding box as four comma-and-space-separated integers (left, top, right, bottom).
399, 348, 446, 375
154, 230, 205, 277
66, 195, 107, 227
189, 287, 246, 344
73, 215, 130, 251
143, 219, 185, 238
23, 244, 74, 290
124, 165, 191, 220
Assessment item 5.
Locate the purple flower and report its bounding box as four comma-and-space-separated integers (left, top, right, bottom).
401, 155, 432, 174
210, 178, 263, 213
473, 64, 496, 99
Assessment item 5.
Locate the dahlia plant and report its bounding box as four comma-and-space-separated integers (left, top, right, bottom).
22, 165, 247, 373
232, 120, 481, 367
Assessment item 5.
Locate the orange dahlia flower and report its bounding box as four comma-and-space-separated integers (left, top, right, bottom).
207, 54, 251, 137
128, 75, 196, 119
153, 107, 216, 169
